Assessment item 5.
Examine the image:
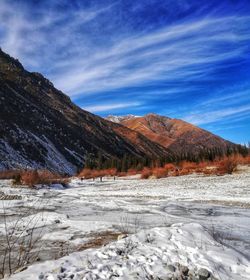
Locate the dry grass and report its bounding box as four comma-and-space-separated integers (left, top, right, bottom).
77, 231, 120, 251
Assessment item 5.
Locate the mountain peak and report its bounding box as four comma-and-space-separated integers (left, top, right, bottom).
0, 48, 24, 71
0, 50, 172, 173
106, 114, 139, 123
117, 112, 234, 155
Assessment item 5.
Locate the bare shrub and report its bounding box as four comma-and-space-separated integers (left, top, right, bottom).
0, 170, 22, 180
79, 168, 117, 180
19, 170, 40, 186
141, 168, 153, 179
116, 215, 141, 234
179, 161, 198, 171
117, 172, 127, 177
12, 170, 68, 187
0, 200, 47, 278
216, 157, 238, 175
127, 169, 138, 176
164, 163, 176, 172
152, 167, 168, 179
116, 238, 137, 257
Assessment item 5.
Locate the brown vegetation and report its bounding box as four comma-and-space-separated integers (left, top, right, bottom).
78, 154, 250, 180
78, 168, 118, 180
0, 169, 68, 187
140, 168, 153, 179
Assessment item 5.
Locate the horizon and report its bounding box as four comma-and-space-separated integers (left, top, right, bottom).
0, 0, 250, 144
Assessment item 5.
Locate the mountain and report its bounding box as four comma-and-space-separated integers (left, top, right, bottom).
0, 49, 171, 174
108, 113, 235, 156
106, 114, 139, 123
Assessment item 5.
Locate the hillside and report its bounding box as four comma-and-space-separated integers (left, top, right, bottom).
0, 49, 170, 174
108, 113, 236, 157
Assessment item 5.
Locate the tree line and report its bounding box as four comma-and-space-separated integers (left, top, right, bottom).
83, 144, 249, 172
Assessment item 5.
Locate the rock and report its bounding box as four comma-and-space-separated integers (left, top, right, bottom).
60, 266, 66, 273
167, 264, 176, 272
55, 219, 61, 224
180, 265, 189, 275
198, 268, 210, 279
38, 273, 44, 279
117, 234, 128, 240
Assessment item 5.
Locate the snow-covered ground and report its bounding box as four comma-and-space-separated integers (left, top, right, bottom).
0, 171, 250, 279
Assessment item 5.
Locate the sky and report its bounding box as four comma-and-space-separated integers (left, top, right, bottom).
0, 0, 250, 144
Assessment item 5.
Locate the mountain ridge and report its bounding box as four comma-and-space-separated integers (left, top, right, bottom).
0, 49, 239, 174
107, 113, 235, 156
0, 49, 171, 174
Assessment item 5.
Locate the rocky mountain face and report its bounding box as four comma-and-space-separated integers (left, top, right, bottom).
108, 113, 235, 156
0, 49, 170, 174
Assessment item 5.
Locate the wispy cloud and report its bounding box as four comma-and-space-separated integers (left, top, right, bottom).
52, 15, 250, 96
0, 0, 250, 142
184, 105, 250, 125
83, 102, 141, 113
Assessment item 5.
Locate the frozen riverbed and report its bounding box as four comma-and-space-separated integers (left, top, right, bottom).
0, 172, 250, 279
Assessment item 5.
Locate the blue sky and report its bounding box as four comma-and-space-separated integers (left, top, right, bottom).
0, 0, 250, 144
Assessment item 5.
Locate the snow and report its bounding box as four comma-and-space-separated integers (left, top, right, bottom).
0, 172, 250, 279
106, 114, 139, 123
8, 223, 250, 280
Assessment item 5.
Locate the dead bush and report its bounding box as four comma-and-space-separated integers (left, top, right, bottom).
117, 172, 127, 177
216, 157, 238, 175
163, 163, 176, 172
0, 200, 46, 278
141, 168, 153, 179
79, 168, 117, 180
12, 170, 67, 187
0, 170, 22, 180
20, 170, 40, 186
152, 167, 168, 179
127, 169, 138, 176
179, 161, 198, 171
179, 168, 191, 176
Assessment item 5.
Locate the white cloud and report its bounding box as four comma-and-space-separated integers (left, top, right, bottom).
184, 105, 250, 125
82, 102, 141, 112
50, 15, 250, 96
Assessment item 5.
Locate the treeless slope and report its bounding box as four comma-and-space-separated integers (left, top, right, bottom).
121, 113, 235, 155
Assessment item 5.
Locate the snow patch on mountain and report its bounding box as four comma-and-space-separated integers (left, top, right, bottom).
106, 114, 140, 123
